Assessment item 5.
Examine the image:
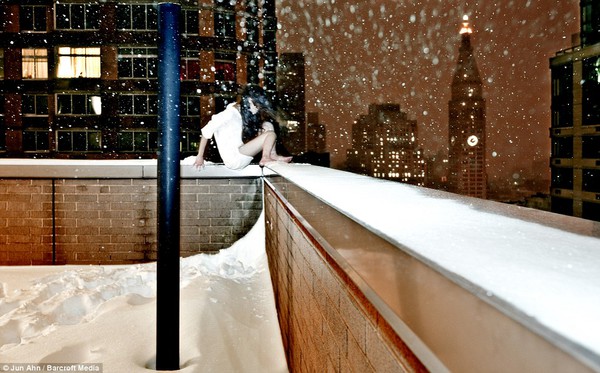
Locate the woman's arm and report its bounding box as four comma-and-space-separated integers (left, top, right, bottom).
193, 135, 209, 169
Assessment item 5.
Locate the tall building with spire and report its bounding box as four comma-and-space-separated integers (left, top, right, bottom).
447, 15, 487, 199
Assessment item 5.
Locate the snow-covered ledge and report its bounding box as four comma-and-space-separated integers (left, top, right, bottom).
0, 158, 274, 178
265, 163, 600, 372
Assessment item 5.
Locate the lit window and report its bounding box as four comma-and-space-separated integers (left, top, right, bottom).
57, 47, 101, 78
22, 49, 48, 79
55, 3, 99, 30
0, 49, 4, 79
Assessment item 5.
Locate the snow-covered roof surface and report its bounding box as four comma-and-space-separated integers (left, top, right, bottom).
268, 163, 600, 365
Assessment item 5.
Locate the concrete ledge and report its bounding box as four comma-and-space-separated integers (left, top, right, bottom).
0, 159, 272, 179
265, 163, 600, 372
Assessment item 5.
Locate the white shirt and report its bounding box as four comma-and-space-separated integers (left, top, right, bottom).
201, 103, 254, 170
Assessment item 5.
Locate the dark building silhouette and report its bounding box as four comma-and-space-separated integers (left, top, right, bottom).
276, 52, 306, 155
306, 112, 326, 154
447, 16, 487, 199
347, 103, 424, 185
0, 0, 277, 160
549, 2, 600, 221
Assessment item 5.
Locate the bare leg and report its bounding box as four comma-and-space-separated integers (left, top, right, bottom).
239, 130, 292, 166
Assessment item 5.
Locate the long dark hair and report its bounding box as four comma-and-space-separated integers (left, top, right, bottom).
240, 85, 279, 143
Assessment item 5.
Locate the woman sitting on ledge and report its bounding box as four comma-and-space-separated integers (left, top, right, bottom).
194, 85, 292, 170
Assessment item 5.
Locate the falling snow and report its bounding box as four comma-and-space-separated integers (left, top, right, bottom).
276, 0, 579, 183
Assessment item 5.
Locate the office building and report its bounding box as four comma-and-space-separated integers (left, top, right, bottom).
347, 103, 424, 185
0, 0, 277, 160
276, 52, 306, 155
549, 0, 600, 221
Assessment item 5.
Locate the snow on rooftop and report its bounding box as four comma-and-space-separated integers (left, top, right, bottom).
0, 213, 287, 372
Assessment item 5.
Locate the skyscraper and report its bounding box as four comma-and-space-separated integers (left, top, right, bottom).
277, 52, 306, 155
447, 16, 487, 199
346, 103, 424, 185
549, 1, 600, 221
0, 0, 277, 160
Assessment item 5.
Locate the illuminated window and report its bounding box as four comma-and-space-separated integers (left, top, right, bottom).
57, 47, 101, 78
23, 129, 49, 152
56, 94, 102, 115
20, 5, 47, 32
0, 49, 3, 79
118, 94, 158, 115
117, 4, 158, 30
117, 131, 157, 152
22, 49, 48, 79
118, 47, 158, 79
55, 3, 99, 30
57, 130, 102, 152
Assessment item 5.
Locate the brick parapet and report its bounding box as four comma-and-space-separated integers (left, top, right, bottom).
264, 183, 425, 372
0, 177, 262, 265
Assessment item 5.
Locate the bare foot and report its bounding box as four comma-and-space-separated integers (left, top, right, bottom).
259, 157, 277, 166
259, 155, 292, 166
275, 155, 293, 163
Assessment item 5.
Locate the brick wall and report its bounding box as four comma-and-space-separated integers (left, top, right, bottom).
0, 177, 262, 265
264, 183, 425, 372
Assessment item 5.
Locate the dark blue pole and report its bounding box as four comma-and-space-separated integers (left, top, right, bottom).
156, 2, 180, 371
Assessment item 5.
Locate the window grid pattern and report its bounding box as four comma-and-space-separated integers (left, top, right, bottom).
20, 5, 47, 32
118, 94, 158, 115
23, 130, 49, 152
56, 130, 102, 152
56, 94, 102, 115
22, 49, 48, 80
22, 94, 49, 116
117, 48, 158, 79
57, 47, 101, 78
55, 3, 100, 30
116, 4, 158, 30
117, 131, 157, 152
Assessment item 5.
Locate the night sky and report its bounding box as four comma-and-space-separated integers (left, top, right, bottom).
276, 0, 580, 182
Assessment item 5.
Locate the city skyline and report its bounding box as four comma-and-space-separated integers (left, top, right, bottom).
276, 0, 581, 182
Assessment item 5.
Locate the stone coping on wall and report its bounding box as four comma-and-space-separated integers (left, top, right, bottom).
0, 159, 274, 179
265, 162, 600, 372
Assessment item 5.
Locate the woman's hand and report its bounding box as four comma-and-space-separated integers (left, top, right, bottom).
193, 155, 205, 169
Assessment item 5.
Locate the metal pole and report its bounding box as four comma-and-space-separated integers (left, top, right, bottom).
156, 2, 181, 371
